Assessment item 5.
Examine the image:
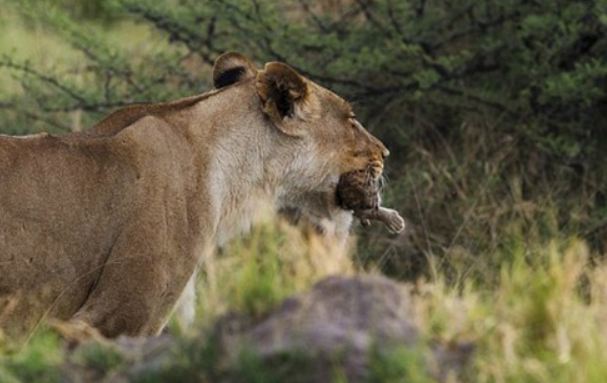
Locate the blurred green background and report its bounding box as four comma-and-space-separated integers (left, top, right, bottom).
1, 1, 607, 381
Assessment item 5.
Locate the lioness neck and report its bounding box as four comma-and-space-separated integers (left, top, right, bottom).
159, 82, 308, 245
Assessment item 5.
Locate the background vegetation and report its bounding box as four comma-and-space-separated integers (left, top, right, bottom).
0, 0, 606, 382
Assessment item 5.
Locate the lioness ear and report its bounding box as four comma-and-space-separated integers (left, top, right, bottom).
213, 52, 257, 89
256, 62, 315, 136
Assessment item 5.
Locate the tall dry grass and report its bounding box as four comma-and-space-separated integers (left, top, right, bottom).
416, 238, 607, 382
194, 217, 356, 324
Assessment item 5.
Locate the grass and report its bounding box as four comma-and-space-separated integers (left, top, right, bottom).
414, 238, 607, 383
195, 219, 354, 324
368, 343, 433, 383
0, 330, 63, 383
72, 342, 124, 375
3, 220, 607, 382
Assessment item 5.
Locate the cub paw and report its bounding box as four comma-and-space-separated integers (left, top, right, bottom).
382, 208, 405, 233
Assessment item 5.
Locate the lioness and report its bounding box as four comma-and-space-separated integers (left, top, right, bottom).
0, 53, 393, 338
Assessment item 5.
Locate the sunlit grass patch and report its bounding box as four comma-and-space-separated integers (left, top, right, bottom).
0, 329, 63, 383
416, 238, 607, 383
195, 217, 355, 323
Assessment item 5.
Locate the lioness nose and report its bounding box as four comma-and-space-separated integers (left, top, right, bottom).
376, 141, 389, 158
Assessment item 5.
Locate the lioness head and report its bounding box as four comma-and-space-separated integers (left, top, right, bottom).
213, 52, 389, 197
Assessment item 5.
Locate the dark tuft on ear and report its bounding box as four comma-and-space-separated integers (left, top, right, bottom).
275, 87, 294, 117
215, 66, 247, 88
213, 52, 257, 89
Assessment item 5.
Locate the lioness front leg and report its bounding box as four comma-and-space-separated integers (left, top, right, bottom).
173, 271, 197, 330
72, 220, 199, 337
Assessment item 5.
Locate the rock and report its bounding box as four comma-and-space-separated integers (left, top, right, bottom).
215, 275, 472, 382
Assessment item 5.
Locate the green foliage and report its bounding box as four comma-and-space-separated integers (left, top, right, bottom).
73, 342, 124, 375
131, 333, 224, 383
233, 348, 316, 383
225, 225, 291, 317
368, 343, 433, 383
0, 330, 63, 383
3, 0, 605, 148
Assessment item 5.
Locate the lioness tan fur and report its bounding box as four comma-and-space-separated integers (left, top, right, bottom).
0, 53, 389, 338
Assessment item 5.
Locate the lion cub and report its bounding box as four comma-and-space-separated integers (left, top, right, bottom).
336, 169, 405, 233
